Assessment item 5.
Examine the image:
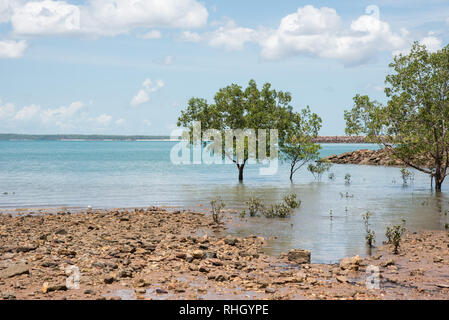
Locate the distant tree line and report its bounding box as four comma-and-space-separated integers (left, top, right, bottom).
0, 134, 171, 141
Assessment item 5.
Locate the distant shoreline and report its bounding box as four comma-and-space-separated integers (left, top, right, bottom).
0, 134, 369, 143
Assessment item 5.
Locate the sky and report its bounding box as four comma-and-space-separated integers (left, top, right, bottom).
0, 0, 448, 136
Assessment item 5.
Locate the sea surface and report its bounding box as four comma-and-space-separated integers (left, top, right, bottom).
1, 140, 448, 263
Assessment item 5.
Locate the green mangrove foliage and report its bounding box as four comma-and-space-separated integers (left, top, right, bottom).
400, 168, 414, 185
177, 79, 317, 181
307, 160, 332, 180
385, 220, 407, 254
210, 197, 225, 225
344, 43, 449, 191
241, 193, 301, 218
363, 211, 376, 248
280, 106, 322, 181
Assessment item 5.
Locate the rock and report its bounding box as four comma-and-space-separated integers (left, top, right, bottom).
103, 275, 115, 284
340, 256, 361, 270
57, 249, 76, 257
215, 274, 229, 282
55, 228, 67, 235
41, 261, 59, 268
381, 259, 395, 267
0, 263, 29, 279
155, 288, 168, 294
204, 251, 217, 259
192, 250, 204, 260
224, 238, 239, 246
209, 258, 223, 266
287, 249, 311, 264
199, 266, 210, 273
42, 282, 67, 293
118, 268, 133, 278
433, 256, 443, 263
336, 276, 348, 283
185, 253, 194, 263
1, 292, 16, 300
175, 252, 187, 259
265, 288, 276, 294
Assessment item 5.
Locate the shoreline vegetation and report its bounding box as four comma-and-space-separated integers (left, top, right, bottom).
0, 207, 447, 300
0, 134, 368, 143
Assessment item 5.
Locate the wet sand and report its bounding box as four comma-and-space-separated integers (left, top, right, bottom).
0, 207, 447, 300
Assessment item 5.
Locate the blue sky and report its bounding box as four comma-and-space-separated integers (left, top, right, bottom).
0, 0, 448, 135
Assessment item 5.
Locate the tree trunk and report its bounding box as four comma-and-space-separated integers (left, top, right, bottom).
237, 162, 245, 181
289, 170, 293, 181
435, 178, 443, 192
434, 165, 444, 192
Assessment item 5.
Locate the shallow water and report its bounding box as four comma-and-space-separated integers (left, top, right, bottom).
0, 141, 448, 263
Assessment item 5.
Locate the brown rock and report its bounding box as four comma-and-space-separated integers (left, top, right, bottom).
340, 256, 361, 270
287, 249, 311, 264
0, 263, 29, 279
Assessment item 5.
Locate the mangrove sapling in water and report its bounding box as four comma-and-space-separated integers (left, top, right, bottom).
385, 220, 406, 254
210, 197, 226, 225
363, 211, 376, 248
283, 193, 301, 209
344, 173, 351, 184
307, 160, 332, 180
245, 197, 264, 217
400, 168, 414, 185
328, 172, 335, 180
262, 203, 293, 218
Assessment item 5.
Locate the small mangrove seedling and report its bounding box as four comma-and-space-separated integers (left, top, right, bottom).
344, 173, 351, 185
363, 211, 375, 248
307, 160, 332, 180
245, 197, 264, 217
240, 210, 246, 218
263, 203, 293, 218
283, 193, 301, 209
329, 209, 333, 220
328, 173, 335, 180
400, 168, 414, 185
385, 220, 406, 254
210, 197, 226, 225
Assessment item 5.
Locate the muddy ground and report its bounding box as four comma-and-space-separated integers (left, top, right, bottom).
0, 207, 447, 300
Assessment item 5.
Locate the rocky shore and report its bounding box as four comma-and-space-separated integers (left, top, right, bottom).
313, 136, 368, 143
322, 148, 404, 166
0, 207, 448, 300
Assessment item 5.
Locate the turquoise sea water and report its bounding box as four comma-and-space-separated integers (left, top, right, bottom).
1, 141, 448, 263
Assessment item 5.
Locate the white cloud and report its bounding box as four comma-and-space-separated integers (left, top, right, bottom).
0, 98, 16, 119
130, 78, 164, 107
40, 101, 84, 123
9, 0, 208, 37
11, 0, 81, 35
0, 39, 27, 58
143, 119, 152, 127
208, 19, 258, 51
96, 113, 112, 125
130, 89, 150, 106
138, 30, 162, 39
259, 5, 409, 65
0, 0, 23, 23
179, 30, 201, 43
14, 104, 40, 121
115, 118, 125, 125
420, 32, 442, 52
163, 55, 174, 65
